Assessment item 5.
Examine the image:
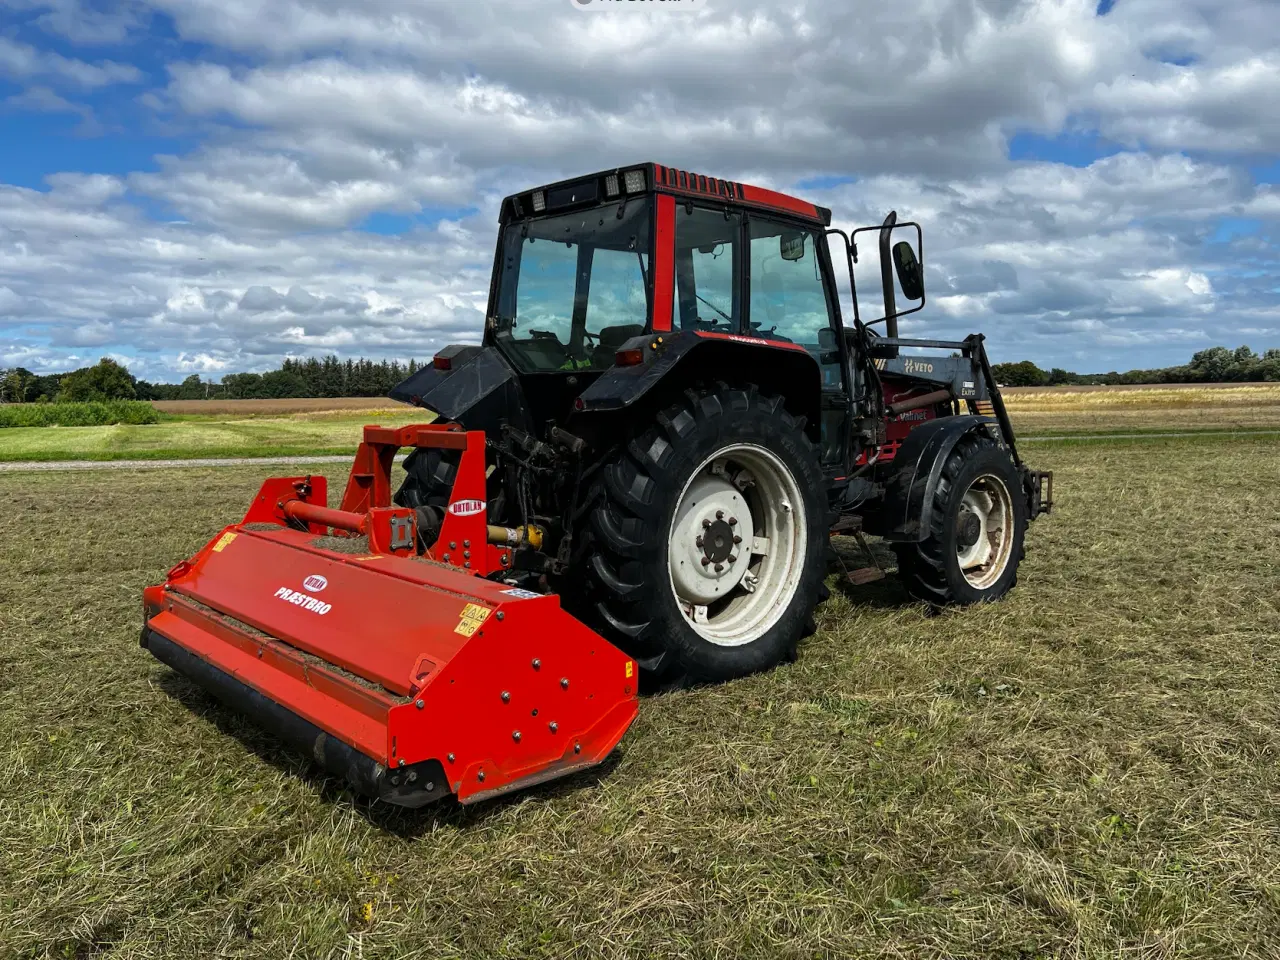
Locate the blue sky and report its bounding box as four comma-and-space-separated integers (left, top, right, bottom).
2, 0, 1279, 381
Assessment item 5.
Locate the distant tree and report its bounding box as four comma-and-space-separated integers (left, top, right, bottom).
990, 360, 1049, 387
0, 367, 37, 403
222, 372, 265, 399
58, 358, 137, 401
1186, 346, 1232, 382
260, 369, 309, 398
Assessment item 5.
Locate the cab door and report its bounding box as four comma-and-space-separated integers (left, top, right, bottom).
742, 213, 852, 472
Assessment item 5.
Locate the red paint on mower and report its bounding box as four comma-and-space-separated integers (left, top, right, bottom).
141, 424, 638, 806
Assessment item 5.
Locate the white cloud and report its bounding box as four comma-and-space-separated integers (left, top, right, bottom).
2, 0, 1279, 378
0, 36, 143, 89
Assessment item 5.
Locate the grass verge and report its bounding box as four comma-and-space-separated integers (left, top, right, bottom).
1, 433, 1278, 957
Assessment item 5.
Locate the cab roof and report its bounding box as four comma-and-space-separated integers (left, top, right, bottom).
499, 162, 833, 227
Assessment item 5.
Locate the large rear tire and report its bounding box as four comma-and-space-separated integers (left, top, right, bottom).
583, 386, 829, 684
393, 447, 459, 512
892, 431, 1027, 606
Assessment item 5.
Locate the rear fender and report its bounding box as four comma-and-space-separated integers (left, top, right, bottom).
388, 345, 534, 435
868, 415, 995, 542
575, 330, 822, 442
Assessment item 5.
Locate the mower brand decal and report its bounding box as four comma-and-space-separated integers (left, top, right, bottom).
448, 499, 486, 518
501, 588, 542, 600
274, 587, 332, 616
303, 574, 329, 592
454, 602, 492, 637
212, 532, 237, 553
903, 359, 935, 374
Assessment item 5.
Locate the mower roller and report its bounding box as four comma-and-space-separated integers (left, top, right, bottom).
144, 162, 1053, 806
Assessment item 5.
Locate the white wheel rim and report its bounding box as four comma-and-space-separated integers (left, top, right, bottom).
955, 473, 1015, 590
666, 443, 807, 647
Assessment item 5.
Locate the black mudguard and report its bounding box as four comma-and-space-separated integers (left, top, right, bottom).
576, 330, 823, 442
388, 345, 535, 435
867, 415, 996, 542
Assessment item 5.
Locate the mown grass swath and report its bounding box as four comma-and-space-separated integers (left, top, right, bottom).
2, 432, 1278, 957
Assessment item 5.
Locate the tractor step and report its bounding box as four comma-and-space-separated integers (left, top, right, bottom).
844, 566, 886, 586
143, 509, 638, 806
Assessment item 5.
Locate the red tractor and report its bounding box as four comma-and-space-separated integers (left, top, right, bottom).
143, 163, 1051, 806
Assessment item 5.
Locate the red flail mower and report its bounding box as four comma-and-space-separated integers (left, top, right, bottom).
144, 163, 1051, 807
142, 424, 638, 807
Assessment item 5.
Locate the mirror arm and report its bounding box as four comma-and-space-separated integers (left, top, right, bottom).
878, 211, 899, 338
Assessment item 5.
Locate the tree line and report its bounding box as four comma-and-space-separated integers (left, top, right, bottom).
2, 345, 1278, 404
991, 346, 1280, 387
0, 355, 425, 403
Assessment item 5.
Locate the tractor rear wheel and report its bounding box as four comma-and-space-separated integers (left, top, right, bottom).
892, 432, 1027, 606
393, 447, 459, 512
584, 386, 829, 683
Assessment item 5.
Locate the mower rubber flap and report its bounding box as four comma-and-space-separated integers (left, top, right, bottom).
143, 519, 639, 807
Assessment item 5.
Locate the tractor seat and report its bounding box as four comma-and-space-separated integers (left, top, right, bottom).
592, 324, 645, 365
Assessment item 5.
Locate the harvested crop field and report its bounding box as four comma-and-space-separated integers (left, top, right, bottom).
2, 432, 1279, 958
1004, 383, 1280, 435
150, 397, 411, 416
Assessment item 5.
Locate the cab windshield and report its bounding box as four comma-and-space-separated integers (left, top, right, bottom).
491, 199, 652, 373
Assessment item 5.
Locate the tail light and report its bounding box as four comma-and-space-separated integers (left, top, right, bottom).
615, 348, 645, 366
433, 354, 452, 371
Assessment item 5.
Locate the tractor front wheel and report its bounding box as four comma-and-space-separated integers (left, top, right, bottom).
584, 386, 829, 684
892, 432, 1027, 606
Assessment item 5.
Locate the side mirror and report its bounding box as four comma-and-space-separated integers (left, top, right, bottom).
780, 231, 806, 261
892, 241, 924, 301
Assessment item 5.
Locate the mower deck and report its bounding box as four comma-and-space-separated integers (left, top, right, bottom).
142, 425, 639, 807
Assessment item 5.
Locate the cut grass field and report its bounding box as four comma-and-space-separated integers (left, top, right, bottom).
0, 409, 421, 462
2, 432, 1278, 957
4, 384, 1280, 462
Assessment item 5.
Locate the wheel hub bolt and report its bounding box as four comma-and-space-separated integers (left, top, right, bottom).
728, 555, 737, 564
701, 557, 711, 567
715, 563, 724, 573
702, 519, 712, 529
733, 535, 742, 545
716, 510, 724, 520
728, 517, 738, 527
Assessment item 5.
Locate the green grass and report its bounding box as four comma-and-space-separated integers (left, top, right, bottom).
0, 400, 162, 429
0, 412, 422, 462
4, 389, 1280, 462
2, 433, 1278, 957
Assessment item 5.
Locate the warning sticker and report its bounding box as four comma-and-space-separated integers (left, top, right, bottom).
625, 661, 634, 679
212, 532, 237, 553
501, 588, 542, 601
454, 602, 492, 637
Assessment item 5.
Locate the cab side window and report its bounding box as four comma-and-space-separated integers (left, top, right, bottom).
674, 206, 741, 331
747, 218, 841, 390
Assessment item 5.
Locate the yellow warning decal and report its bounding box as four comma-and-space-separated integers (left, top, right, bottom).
454, 602, 492, 637
625, 661, 634, 679
212, 532, 237, 553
